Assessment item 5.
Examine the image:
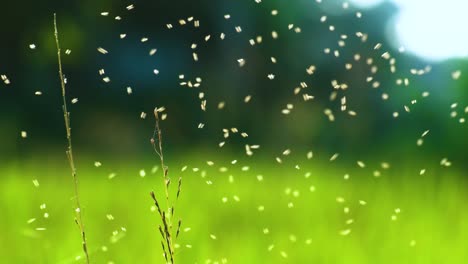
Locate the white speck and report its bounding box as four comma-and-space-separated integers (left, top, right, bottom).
330, 153, 339, 161
94, 161, 102, 167
237, 58, 246, 67
271, 31, 278, 39
21, 131, 27, 138
340, 229, 351, 236
452, 70, 461, 80
381, 52, 391, 59
416, 138, 424, 146
29, 44, 36, 49
357, 161, 366, 168
139, 169, 146, 177
404, 78, 409, 86
0, 74, 10, 84
440, 158, 452, 167
153, 69, 159, 75
97, 47, 108, 54
71, 98, 78, 104
306, 65, 316, 75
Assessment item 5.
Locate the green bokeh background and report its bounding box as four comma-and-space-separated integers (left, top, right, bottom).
1, 0, 467, 263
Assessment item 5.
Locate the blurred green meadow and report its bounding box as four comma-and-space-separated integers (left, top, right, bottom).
2, 153, 467, 263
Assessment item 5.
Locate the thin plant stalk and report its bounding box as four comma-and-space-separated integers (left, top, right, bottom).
150, 108, 182, 264
53, 13, 90, 264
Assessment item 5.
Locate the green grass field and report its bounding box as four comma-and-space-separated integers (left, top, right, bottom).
2, 154, 467, 263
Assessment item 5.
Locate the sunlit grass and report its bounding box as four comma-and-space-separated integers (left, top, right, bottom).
1, 154, 467, 263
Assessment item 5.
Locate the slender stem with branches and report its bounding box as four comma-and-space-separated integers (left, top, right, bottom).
150, 108, 182, 264
53, 13, 90, 264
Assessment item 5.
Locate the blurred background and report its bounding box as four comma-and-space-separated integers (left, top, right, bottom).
1, 0, 468, 263
1, 0, 467, 164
